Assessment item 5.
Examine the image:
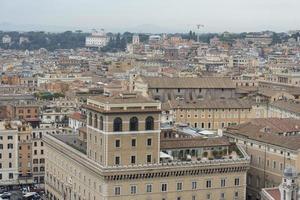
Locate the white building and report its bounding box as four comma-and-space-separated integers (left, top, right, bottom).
85, 30, 109, 48
0, 121, 19, 186
132, 34, 140, 44
19, 36, 29, 45
2, 35, 11, 44
68, 112, 86, 133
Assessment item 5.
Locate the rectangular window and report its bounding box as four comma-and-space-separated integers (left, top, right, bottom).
220, 192, 225, 199
146, 184, 152, 193
131, 156, 136, 164
177, 182, 182, 191
235, 191, 239, 197
115, 156, 120, 165
273, 161, 276, 169
7, 144, 13, 149
114, 187, 121, 195
8, 136, 13, 140
115, 139, 120, 148
9, 173, 13, 179
221, 178, 226, 187
234, 178, 240, 186
147, 138, 152, 146
131, 139, 136, 147
147, 155, 152, 163
130, 185, 137, 194
161, 183, 167, 192
192, 181, 197, 189
206, 180, 212, 188
206, 193, 211, 200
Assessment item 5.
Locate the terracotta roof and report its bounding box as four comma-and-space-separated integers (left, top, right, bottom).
225, 118, 300, 150
141, 76, 236, 89
270, 100, 300, 114
250, 118, 300, 133
166, 98, 253, 109
69, 112, 86, 122
263, 188, 280, 200
160, 137, 230, 149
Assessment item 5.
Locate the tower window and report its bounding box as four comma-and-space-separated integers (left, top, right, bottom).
145, 116, 154, 130
113, 117, 122, 132
99, 116, 103, 130
129, 117, 139, 131
147, 138, 152, 146
115, 139, 120, 148
147, 155, 152, 163
94, 114, 98, 128
88, 112, 92, 126
115, 156, 120, 165
131, 139, 136, 147
131, 156, 136, 164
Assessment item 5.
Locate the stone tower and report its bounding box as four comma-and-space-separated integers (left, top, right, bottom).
279, 167, 298, 200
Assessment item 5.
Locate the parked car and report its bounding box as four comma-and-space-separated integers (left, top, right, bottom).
0, 192, 12, 199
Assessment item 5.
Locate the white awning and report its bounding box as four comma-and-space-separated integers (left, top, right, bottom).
160, 151, 172, 159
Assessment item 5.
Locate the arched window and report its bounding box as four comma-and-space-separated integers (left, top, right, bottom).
129, 117, 139, 131
88, 112, 92, 126
94, 114, 98, 128
99, 116, 103, 130
113, 117, 122, 132
145, 116, 154, 130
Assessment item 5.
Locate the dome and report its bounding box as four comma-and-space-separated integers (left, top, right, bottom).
283, 167, 298, 178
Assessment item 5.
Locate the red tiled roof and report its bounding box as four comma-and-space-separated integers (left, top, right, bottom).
69, 112, 85, 122
264, 188, 280, 200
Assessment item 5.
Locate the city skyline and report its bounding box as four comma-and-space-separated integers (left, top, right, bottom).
0, 0, 299, 33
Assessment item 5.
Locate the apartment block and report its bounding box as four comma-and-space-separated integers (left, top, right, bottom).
0, 121, 19, 187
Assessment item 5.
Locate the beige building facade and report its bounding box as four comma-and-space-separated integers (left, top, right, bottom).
44, 93, 250, 200
165, 99, 254, 130
224, 118, 300, 200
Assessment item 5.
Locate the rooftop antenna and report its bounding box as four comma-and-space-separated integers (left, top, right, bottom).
196, 24, 204, 42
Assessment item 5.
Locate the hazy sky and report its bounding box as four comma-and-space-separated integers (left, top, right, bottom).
0, 0, 299, 33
